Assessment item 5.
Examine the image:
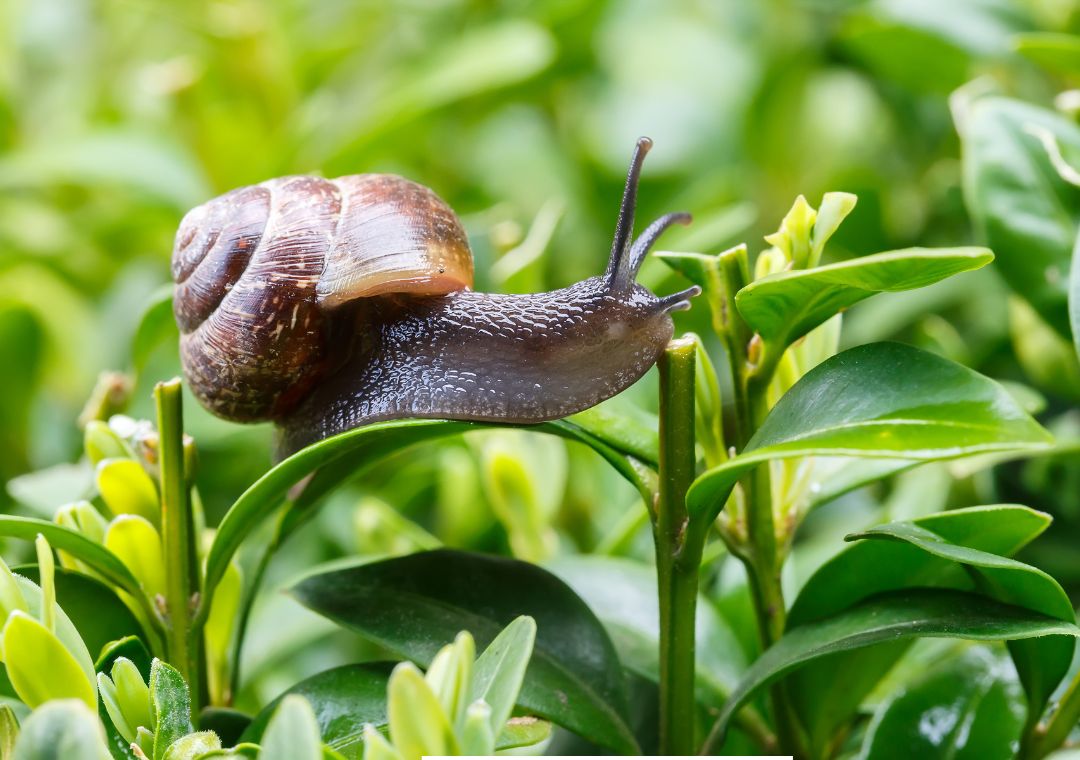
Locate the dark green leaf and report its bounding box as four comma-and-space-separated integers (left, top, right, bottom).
203, 419, 653, 624
736, 248, 991, 349
707, 589, 1078, 748
95, 636, 152, 679
850, 519, 1075, 725
962, 96, 1080, 338
242, 664, 390, 757
790, 505, 1053, 625
198, 708, 251, 749
860, 646, 1025, 759
290, 550, 637, 754
787, 505, 1058, 754
687, 343, 1051, 521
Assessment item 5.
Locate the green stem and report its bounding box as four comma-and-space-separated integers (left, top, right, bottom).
155, 379, 202, 715
716, 246, 752, 450
1026, 666, 1080, 759
744, 377, 784, 646
743, 358, 806, 756
655, 338, 706, 755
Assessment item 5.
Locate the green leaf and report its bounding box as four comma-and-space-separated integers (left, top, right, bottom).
0, 517, 141, 598
16, 567, 146, 666
0, 704, 17, 759
96, 459, 160, 524
471, 616, 536, 736
786, 505, 1054, 753
707, 589, 1078, 748
1015, 32, 1080, 78
850, 519, 1076, 725
241, 664, 392, 756
687, 342, 1051, 521
11, 699, 111, 760
962, 96, 1080, 338
242, 663, 566, 760
131, 287, 177, 374
150, 659, 194, 760
2, 611, 97, 709
95, 636, 152, 679
104, 516, 165, 601
387, 663, 458, 760
496, 718, 551, 752
566, 402, 659, 466
202, 419, 652, 631
790, 505, 1054, 625
258, 696, 322, 760
859, 647, 1026, 759
735, 247, 993, 349
163, 732, 221, 760
290, 550, 637, 754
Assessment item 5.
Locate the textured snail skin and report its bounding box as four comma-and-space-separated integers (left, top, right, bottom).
171, 137, 699, 456
277, 277, 676, 454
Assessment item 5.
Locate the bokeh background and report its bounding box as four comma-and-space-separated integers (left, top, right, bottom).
4, 0, 1080, 709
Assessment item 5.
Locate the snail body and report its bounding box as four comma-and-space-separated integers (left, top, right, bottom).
172, 138, 698, 455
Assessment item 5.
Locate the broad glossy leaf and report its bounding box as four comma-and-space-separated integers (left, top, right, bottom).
0, 517, 140, 597
860, 647, 1025, 759
707, 589, 1078, 747
790, 505, 1053, 625
242, 663, 392, 757
150, 660, 193, 760
735, 248, 992, 348
787, 505, 1055, 754
851, 519, 1076, 724
11, 699, 112, 760
203, 419, 652, 623
962, 96, 1080, 338
290, 550, 637, 754
687, 343, 1051, 521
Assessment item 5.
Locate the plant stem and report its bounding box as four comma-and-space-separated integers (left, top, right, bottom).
655, 338, 706, 755
155, 379, 202, 715
1026, 665, 1080, 759
744, 378, 785, 646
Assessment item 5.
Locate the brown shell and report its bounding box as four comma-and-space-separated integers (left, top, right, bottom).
171, 173, 473, 422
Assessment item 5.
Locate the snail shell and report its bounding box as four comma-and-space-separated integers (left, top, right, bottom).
172, 174, 473, 422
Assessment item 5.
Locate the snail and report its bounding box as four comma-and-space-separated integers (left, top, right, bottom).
171, 137, 699, 455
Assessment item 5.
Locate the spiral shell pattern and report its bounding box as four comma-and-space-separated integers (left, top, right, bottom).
172, 174, 473, 422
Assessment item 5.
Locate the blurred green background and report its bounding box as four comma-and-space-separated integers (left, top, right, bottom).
5, 0, 1080, 708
